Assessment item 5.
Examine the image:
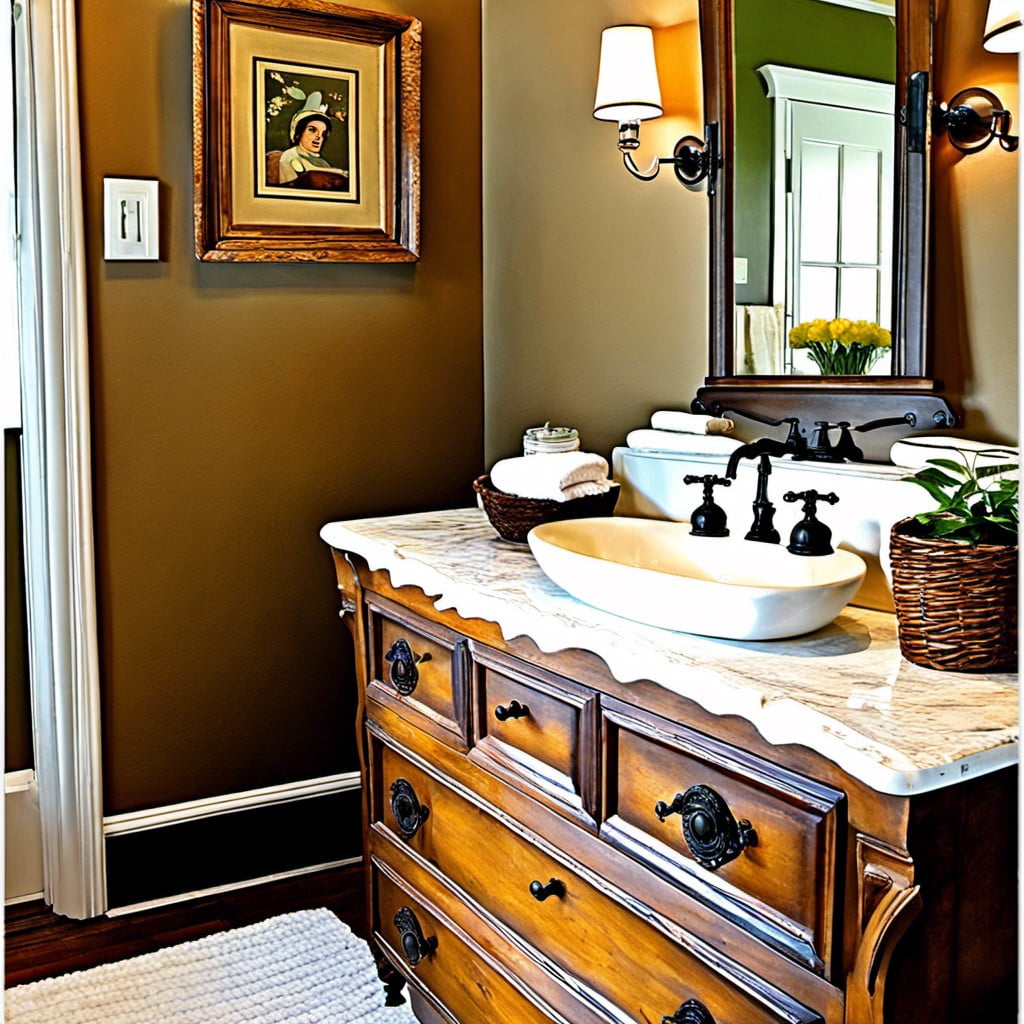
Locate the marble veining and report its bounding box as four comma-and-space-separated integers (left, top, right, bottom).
320, 509, 1018, 795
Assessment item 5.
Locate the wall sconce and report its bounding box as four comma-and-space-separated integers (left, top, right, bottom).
592, 25, 719, 193
983, 0, 1023, 52
938, 88, 1018, 153
936, 1, 1021, 154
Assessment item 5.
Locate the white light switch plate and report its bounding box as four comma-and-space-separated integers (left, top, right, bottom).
734, 256, 748, 285
103, 178, 159, 260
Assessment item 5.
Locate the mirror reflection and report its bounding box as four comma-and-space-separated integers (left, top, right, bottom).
731, 0, 897, 376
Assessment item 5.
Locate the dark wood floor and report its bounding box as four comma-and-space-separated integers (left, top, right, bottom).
4, 864, 367, 989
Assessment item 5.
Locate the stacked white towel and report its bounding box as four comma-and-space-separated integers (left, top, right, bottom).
625, 429, 743, 456
889, 436, 1019, 473
490, 451, 613, 502
649, 410, 734, 435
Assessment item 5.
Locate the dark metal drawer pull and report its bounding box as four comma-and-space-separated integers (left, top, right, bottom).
654, 784, 757, 871
494, 699, 530, 721
529, 878, 565, 902
390, 778, 430, 839
662, 999, 716, 1024
394, 906, 437, 966
384, 638, 432, 695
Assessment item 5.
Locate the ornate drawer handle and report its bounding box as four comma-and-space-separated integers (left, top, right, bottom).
662, 999, 716, 1024
384, 638, 432, 695
390, 778, 430, 839
654, 784, 757, 871
494, 699, 530, 721
529, 878, 565, 902
394, 906, 437, 967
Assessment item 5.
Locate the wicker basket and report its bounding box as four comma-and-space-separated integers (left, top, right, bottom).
473, 475, 619, 543
889, 518, 1018, 672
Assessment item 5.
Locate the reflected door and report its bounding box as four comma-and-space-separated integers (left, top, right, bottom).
786, 102, 893, 373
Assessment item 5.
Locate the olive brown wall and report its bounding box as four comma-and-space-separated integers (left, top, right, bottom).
484, 0, 1018, 460
77, 0, 482, 814
483, 0, 708, 463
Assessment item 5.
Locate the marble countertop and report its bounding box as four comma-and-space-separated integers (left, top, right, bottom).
321, 509, 1018, 796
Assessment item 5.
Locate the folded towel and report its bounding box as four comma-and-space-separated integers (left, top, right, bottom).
626, 429, 743, 456
562, 479, 614, 501
490, 451, 611, 502
889, 436, 1019, 472
650, 410, 734, 435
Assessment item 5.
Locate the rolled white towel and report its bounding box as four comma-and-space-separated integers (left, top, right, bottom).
650, 410, 734, 435
490, 451, 611, 501
890, 436, 1019, 472
626, 428, 743, 456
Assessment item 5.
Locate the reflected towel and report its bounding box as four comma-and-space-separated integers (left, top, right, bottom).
650, 411, 734, 435
490, 451, 611, 501
625, 429, 743, 455
736, 304, 785, 375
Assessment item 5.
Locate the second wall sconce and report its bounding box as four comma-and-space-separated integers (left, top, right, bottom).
593, 25, 719, 193
938, 87, 1019, 154
937, 0, 1021, 154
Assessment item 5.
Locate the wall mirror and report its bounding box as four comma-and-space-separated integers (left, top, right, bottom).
693, 0, 956, 453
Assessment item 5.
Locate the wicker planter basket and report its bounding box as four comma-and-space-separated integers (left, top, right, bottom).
473, 475, 619, 543
889, 517, 1018, 672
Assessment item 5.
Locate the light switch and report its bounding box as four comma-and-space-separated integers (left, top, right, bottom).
734, 257, 748, 285
103, 178, 159, 260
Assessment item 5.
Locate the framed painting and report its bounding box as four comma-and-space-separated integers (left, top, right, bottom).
192, 0, 421, 262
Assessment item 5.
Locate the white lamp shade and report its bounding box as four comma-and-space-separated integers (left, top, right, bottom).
984, 0, 1023, 52
593, 25, 664, 123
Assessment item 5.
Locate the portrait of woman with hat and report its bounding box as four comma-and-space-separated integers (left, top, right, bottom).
274, 91, 350, 191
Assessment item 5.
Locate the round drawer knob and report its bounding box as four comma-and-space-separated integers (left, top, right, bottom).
654, 784, 757, 871
390, 778, 430, 839
662, 998, 716, 1024
394, 906, 437, 966
529, 878, 565, 902
494, 699, 530, 721
385, 638, 432, 696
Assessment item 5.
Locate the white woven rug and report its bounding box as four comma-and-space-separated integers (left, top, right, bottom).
4, 908, 420, 1024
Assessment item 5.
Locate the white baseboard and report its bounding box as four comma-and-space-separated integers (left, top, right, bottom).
105, 856, 363, 917
102, 771, 361, 836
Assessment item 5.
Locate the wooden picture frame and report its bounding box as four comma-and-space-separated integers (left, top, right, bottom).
192, 0, 421, 262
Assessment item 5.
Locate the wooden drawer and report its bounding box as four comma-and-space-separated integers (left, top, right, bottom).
469, 644, 599, 824
373, 859, 559, 1024
600, 697, 845, 976
366, 593, 470, 749
371, 737, 826, 1024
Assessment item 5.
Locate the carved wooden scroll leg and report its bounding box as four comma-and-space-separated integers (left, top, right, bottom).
846, 837, 922, 1024
377, 956, 409, 1006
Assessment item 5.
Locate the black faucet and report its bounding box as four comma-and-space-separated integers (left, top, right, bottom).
724, 438, 800, 544
683, 473, 731, 537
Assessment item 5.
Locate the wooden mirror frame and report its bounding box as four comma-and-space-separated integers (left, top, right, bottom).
693, 0, 957, 440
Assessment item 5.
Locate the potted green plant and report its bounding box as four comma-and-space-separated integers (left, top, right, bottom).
889, 446, 1018, 672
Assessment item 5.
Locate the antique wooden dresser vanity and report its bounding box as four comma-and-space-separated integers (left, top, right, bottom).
322, 510, 1017, 1024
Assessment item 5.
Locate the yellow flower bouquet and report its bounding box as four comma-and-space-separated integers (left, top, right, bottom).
788, 318, 892, 375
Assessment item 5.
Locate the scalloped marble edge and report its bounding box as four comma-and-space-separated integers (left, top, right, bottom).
320, 514, 1018, 797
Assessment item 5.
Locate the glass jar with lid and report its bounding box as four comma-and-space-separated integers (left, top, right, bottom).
522, 423, 580, 455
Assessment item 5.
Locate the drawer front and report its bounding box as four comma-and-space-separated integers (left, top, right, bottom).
469, 644, 598, 823
367, 594, 470, 748
601, 698, 844, 975
373, 861, 557, 1024
373, 741, 823, 1024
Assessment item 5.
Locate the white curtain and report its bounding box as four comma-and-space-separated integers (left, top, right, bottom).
15, 0, 106, 917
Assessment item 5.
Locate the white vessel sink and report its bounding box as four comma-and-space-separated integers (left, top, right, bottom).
527, 517, 867, 641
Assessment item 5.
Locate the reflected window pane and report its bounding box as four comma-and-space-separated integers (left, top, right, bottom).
840, 148, 881, 265
799, 142, 839, 263
839, 267, 880, 321
799, 266, 837, 322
